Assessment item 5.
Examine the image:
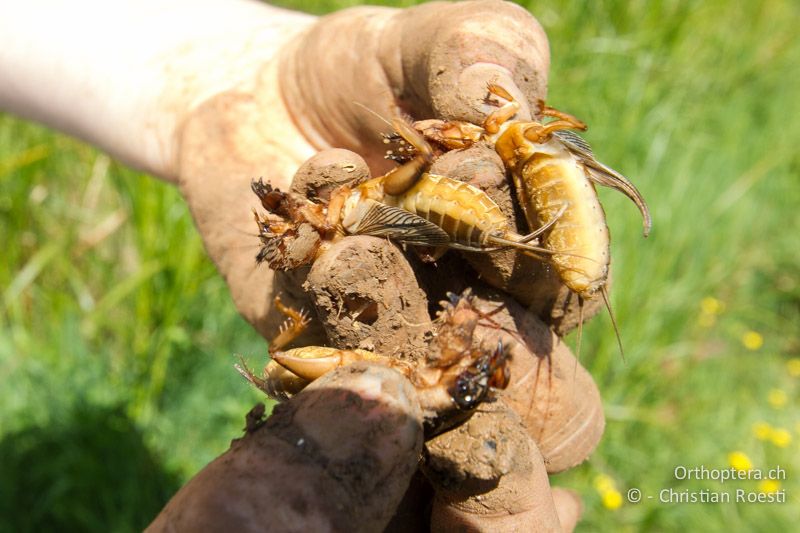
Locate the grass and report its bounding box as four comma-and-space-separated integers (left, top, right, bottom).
1, 0, 799, 530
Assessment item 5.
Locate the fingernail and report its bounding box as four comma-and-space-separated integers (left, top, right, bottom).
458, 63, 532, 121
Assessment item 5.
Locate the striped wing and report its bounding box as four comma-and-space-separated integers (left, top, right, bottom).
554, 130, 652, 237
351, 200, 451, 246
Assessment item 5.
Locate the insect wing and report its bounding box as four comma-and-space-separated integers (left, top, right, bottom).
352, 201, 451, 246
555, 130, 652, 237
553, 129, 594, 156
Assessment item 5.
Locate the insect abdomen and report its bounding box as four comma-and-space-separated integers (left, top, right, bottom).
520, 154, 609, 296
386, 174, 508, 247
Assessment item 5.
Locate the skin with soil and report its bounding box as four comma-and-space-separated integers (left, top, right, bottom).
305, 236, 434, 361
4, 0, 609, 528
426, 404, 563, 531
287, 142, 604, 523
148, 364, 424, 533
290, 148, 372, 201
166, 1, 605, 529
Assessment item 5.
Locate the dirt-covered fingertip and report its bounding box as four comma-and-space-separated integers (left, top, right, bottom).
305, 236, 433, 359
292, 363, 424, 469
478, 299, 606, 473
427, 405, 563, 532
271, 363, 425, 531
147, 365, 424, 533
384, 0, 550, 124
291, 148, 371, 201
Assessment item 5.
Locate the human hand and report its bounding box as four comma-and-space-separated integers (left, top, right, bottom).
0, 0, 605, 529
165, 1, 606, 531
175, 0, 581, 341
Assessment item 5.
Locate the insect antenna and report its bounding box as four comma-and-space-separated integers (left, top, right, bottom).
471, 303, 528, 349
234, 355, 268, 391
600, 285, 625, 362
352, 101, 395, 129
573, 296, 584, 383
490, 236, 598, 264
227, 221, 261, 239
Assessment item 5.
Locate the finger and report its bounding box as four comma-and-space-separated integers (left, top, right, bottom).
551, 488, 583, 533
425, 401, 563, 532
470, 290, 606, 473
278, 5, 402, 169
290, 148, 371, 201
381, 0, 549, 124
178, 89, 325, 342
279, 1, 549, 168
305, 235, 434, 357
147, 363, 423, 532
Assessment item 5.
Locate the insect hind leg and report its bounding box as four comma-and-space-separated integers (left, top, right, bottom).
538, 101, 587, 128
380, 119, 435, 195
269, 296, 311, 354
483, 84, 521, 134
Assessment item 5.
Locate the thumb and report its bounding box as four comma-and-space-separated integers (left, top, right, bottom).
148, 363, 423, 532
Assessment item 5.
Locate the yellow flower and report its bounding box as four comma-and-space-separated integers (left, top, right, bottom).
601, 489, 623, 510
769, 428, 792, 448
787, 358, 800, 378
700, 297, 724, 315
767, 389, 788, 409
752, 421, 773, 441
728, 451, 753, 471
741, 330, 763, 350
698, 297, 724, 328
593, 474, 616, 493
758, 480, 781, 494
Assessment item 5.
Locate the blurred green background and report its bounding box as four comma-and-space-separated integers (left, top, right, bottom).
1, 0, 798, 530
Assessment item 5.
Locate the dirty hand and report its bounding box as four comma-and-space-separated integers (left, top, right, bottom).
177, 0, 552, 340
164, 1, 604, 531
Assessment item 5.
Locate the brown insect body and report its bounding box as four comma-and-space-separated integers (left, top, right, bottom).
417, 85, 651, 299
493, 123, 610, 296
330, 118, 564, 258
236, 292, 510, 436
341, 171, 513, 250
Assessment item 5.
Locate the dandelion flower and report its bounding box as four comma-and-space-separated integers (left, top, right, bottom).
601, 489, 623, 510
758, 480, 781, 494
728, 451, 753, 471
769, 428, 792, 448
767, 388, 788, 409
787, 358, 800, 378
741, 331, 763, 351
752, 421, 772, 441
